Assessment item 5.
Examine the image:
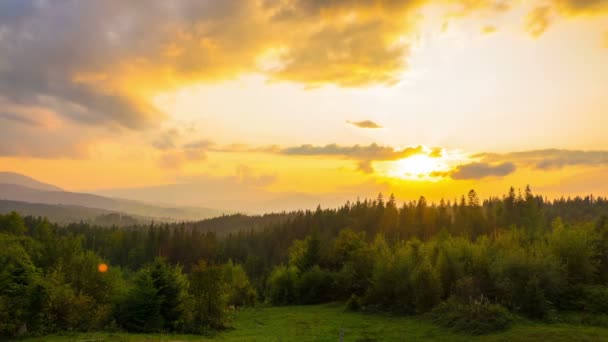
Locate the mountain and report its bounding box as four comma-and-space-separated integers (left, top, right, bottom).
0, 199, 144, 226
97, 183, 351, 214
0, 173, 230, 222
0, 172, 62, 191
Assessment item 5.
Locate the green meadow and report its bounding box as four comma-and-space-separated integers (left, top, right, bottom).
23, 303, 608, 342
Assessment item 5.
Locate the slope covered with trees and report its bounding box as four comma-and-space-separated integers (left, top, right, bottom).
2, 186, 608, 338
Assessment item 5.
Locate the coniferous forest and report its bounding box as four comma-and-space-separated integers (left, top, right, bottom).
3, 187, 608, 338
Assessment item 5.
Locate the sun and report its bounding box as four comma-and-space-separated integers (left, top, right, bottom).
374, 148, 466, 181
394, 154, 443, 177
388, 154, 447, 181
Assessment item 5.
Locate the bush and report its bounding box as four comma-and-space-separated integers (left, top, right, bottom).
411, 261, 441, 313
346, 294, 362, 311
430, 296, 514, 335
557, 311, 608, 327
223, 261, 256, 307
560, 285, 608, 313
189, 261, 229, 332
582, 285, 608, 314
266, 265, 298, 305
296, 266, 335, 304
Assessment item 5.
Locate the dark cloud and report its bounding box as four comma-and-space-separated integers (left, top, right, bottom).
553, 0, 608, 13
347, 120, 383, 129
449, 162, 516, 180
281, 143, 426, 173
479, 149, 608, 170
0, 1, 260, 132
0, 112, 46, 127
282, 143, 424, 160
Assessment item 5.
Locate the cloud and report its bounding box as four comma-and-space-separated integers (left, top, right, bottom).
0, 0, 421, 132
448, 162, 516, 179
281, 143, 429, 173
0, 112, 47, 127
0, 0, 526, 133
523, 1, 608, 37
347, 120, 383, 129
183, 140, 215, 150
526, 6, 552, 38
479, 149, 608, 170
150, 131, 215, 168
552, 0, 608, 15
429, 149, 608, 181
282, 143, 424, 160
604, 30, 608, 48
2, 0, 606, 159
152, 129, 179, 150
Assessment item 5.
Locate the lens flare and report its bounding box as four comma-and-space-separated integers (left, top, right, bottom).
98, 263, 108, 273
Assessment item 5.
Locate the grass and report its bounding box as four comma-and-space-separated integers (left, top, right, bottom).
21, 303, 608, 341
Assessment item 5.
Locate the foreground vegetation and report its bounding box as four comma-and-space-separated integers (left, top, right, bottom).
3, 187, 608, 339
23, 304, 608, 341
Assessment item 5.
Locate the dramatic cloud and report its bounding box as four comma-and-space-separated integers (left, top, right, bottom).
0, 0, 532, 135
479, 149, 608, 170
1, 0, 606, 159
448, 162, 516, 179
347, 120, 383, 129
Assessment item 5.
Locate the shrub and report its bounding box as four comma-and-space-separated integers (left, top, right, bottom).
346, 294, 362, 311
581, 285, 608, 314
560, 285, 608, 313
411, 261, 441, 313
223, 261, 256, 307
296, 266, 335, 304
266, 265, 298, 305
430, 296, 514, 335
189, 261, 229, 332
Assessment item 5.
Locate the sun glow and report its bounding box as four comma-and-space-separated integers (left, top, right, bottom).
388, 154, 448, 181
375, 148, 469, 182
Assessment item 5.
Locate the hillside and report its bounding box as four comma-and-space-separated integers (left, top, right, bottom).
0, 172, 62, 191
0, 199, 147, 226
0, 173, 230, 222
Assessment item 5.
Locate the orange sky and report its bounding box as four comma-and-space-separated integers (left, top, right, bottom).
0, 0, 607, 211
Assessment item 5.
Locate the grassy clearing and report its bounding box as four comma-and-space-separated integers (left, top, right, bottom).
21, 303, 608, 341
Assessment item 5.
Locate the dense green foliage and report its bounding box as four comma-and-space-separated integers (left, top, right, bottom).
3, 186, 608, 338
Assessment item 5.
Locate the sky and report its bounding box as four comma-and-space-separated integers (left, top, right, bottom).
0, 0, 607, 212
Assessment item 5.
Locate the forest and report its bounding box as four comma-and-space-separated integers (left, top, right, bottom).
3, 186, 608, 339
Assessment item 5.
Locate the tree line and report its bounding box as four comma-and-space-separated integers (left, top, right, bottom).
2, 186, 608, 337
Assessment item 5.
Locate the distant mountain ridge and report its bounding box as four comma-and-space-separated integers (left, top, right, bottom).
0, 172, 230, 222
0, 199, 146, 225
0, 172, 62, 191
